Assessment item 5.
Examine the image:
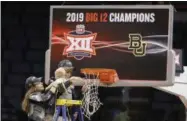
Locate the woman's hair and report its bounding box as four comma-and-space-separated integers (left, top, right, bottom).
21, 86, 37, 113
44, 114, 53, 121
64, 67, 73, 77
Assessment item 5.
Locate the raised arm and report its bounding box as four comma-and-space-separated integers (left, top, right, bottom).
70, 76, 86, 86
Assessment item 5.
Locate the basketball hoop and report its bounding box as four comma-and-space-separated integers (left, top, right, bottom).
80, 68, 119, 119
81, 71, 102, 120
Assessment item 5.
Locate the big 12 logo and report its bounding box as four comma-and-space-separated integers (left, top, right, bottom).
63, 25, 97, 60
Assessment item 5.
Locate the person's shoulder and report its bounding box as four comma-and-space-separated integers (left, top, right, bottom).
29, 92, 43, 102
56, 78, 66, 83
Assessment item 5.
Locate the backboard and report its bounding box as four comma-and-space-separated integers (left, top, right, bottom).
45, 5, 175, 86
173, 49, 184, 73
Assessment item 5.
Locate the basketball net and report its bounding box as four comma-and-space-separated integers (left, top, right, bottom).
81, 72, 102, 120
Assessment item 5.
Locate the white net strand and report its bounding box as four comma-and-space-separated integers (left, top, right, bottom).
81, 72, 102, 120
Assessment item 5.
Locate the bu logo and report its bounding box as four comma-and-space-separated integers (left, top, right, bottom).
63, 25, 97, 60
128, 34, 147, 57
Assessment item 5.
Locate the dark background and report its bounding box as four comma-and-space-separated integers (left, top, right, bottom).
1, 1, 187, 121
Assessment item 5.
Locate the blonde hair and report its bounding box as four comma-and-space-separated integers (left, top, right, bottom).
44, 114, 53, 121
22, 86, 37, 113
22, 84, 44, 113
55, 67, 66, 79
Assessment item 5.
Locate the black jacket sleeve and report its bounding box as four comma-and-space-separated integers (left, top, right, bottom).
41, 91, 54, 102
64, 80, 72, 88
